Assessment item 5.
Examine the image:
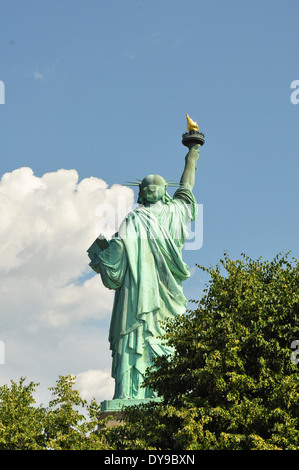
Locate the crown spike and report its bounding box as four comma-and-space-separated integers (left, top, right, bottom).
124, 182, 141, 187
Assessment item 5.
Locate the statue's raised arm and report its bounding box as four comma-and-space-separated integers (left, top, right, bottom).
180, 144, 200, 191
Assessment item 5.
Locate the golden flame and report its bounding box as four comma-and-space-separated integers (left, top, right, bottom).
186, 113, 199, 132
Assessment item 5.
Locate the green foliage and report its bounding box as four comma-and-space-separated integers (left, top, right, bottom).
0, 375, 111, 450
0, 378, 45, 450
44, 375, 110, 450
1, 252, 298, 450
107, 252, 299, 450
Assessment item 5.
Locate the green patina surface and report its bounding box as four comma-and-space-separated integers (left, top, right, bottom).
88, 142, 201, 408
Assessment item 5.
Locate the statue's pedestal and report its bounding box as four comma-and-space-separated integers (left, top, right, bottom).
98, 398, 162, 428
101, 397, 162, 411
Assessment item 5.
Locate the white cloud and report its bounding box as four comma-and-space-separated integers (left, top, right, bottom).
0, 167, 134, 405
33, 69, 44, 81
32, 59, 61, 82
75, 369, 114, 402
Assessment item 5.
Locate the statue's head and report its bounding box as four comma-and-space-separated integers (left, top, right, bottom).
138, 174, 167, 204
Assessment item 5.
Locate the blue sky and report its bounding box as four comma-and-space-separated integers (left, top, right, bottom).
1, 0, 298, 264
0, 0, 298, 401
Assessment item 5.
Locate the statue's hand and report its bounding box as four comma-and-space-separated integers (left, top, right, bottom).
187, 144, 200, 159
192, 144, 200, 151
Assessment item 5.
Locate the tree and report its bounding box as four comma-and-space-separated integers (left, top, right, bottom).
0, 375, 111, 450
107, 252, 299, 450
1, 253, 298, 450
0, 378, 46, 450
44, 374, 111, 450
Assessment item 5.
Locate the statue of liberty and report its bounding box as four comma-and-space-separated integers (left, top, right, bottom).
88, 115, 204, 407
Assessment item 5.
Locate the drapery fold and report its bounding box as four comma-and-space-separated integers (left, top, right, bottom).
96, 187, 197, 399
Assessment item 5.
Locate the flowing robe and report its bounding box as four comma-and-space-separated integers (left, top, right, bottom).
95, 187, 197, 399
